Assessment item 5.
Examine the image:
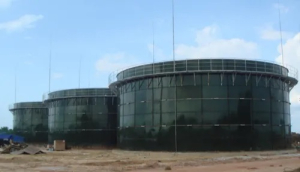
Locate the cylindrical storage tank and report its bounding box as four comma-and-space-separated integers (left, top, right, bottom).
43, 88, 117, 146
9, 102, 48, 143
109, 59, 298, 151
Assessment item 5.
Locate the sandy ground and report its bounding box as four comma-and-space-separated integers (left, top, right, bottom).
0, 147, 299, 172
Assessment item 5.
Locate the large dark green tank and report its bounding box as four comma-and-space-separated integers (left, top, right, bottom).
9, 102, 48, 142
109, 59, 298, 151
43, 88, 117, 146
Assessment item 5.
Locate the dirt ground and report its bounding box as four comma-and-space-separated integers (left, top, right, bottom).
0, 147, 299, 172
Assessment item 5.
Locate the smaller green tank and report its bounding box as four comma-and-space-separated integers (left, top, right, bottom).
9, 102, 48, 143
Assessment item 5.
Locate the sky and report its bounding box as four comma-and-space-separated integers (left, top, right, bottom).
0, 0, 299, 131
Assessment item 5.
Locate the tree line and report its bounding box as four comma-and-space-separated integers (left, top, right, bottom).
0, 127, 14, 134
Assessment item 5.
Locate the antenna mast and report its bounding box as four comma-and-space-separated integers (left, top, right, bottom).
153, 23, 155, 64
48, 36, 52, 93
152, 22, 155, 71
79, 56, 82, 88
172, 0, 175, 71
14, 66, 17, 103
48, 50, 52, 93
278, 6, 284, 65
88, 65, 91, 87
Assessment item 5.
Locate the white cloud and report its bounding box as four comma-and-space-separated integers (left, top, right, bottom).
0, 0, 14, 9
260, 25, 292, 40
52, 72, 63, 79
147, 44, 171, 62
95, 53, 140, 73
0, 14, 44, 32
274, 33, 300, 132
275, 33, 300, 65
174, 25, 259, 59
273, 3, 289, 13
291, 93, 300, 104
96, 53, 142, 84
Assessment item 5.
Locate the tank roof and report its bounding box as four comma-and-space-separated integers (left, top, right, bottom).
43, 88, 116, 102
9, 101, 46, 111
109, 59, 298, 90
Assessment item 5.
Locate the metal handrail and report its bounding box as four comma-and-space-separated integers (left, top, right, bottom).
9, 102, 46, 110
42, 88, 116, 101
108, 58, 298, 85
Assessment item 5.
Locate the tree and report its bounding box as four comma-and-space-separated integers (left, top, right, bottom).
0, 127, 14, 134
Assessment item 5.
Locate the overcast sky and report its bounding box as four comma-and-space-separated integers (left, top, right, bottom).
0, 0, 299, 132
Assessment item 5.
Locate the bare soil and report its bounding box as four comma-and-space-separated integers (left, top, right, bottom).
0, 147, 299, 172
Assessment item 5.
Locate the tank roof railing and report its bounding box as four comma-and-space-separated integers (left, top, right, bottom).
42, 88, 116, 102
8, 102, 46, 110
109, 58, 298, 86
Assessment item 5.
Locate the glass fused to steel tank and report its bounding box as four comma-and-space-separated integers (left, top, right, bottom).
43, 88, 117, 145
9, 102, 48, 142
109, 59, 298, 151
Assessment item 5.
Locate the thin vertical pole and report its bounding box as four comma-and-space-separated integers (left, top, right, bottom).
88, 59, 91, 87
153, 22, 155, 66
278, 7, 284, 66
88, 68, 91, 87
172, 0, 175, 71
172, 0, 177, 153
14, 66, 17, 103
48, 50, 52, 93
151, 21, 155, 140
48, 35, 52, 93
79, 56, 82, 88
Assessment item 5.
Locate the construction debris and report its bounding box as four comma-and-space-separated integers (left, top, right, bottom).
0, 143, 27, 154
11, 145, 44, 155
47, 144, 54, 151
0, 140, 44, 155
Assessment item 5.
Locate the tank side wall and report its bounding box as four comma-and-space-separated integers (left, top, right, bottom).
12, 108, 48, 143
48, 96, 117, 145
117, 73, 291, 151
